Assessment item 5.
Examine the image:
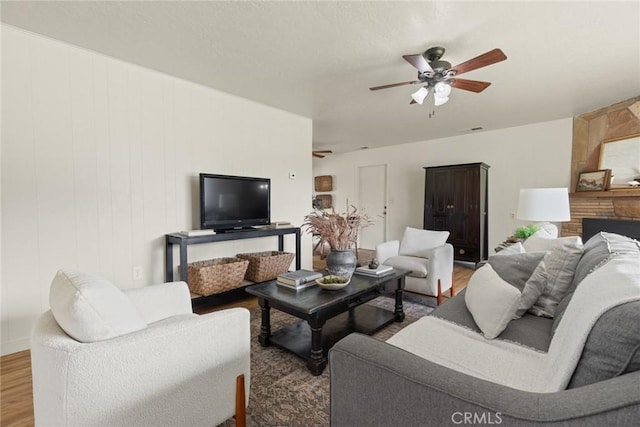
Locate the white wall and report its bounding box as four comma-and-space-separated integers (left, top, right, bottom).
313, 118, 573, 252
1, 26, 313, 355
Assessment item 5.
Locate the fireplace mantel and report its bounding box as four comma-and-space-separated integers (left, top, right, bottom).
562, 97, 640, 238
570, 189, 640, 198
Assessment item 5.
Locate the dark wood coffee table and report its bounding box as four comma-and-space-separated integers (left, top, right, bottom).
245, 268, 409, 375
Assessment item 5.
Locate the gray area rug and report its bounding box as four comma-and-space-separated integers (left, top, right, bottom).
220, 296, 434, 426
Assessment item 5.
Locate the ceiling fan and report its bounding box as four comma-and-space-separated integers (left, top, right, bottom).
313, 150, 333, 158
370, 47, 507, 106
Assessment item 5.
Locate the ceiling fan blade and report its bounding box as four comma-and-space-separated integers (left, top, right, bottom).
370, 80, 420, 91
313, 153, 325, 158
402, 54, 434, 74
450, 48, 507, 76
313, 150, 332, 154
410, 99, 417, 104
450, 79, 492, 93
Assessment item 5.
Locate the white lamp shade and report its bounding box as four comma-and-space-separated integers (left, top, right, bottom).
516, 188, 571, 222
433, 82, 451, 106
433, 96, 449, 106
411, 87, 430, 104
434, 81, 452, 97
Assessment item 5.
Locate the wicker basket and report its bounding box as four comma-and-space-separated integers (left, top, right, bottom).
187, 257, 249, 296
236, 251, 295, 282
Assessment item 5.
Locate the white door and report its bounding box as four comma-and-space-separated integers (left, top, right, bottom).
357, 164, 387, 249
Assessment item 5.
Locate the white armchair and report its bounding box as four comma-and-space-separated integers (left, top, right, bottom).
376, 227, 455, 305
31, 270, 250, 427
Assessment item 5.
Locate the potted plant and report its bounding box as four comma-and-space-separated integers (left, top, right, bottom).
303, 205, 373, 278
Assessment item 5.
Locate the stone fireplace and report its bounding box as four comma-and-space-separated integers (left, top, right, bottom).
561, 96, 640, 237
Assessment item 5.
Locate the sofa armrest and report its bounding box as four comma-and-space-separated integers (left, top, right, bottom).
424, 243, 453, 292
329, 333, 640, 426
376, 240, 400, 264
123, 281, 192, 323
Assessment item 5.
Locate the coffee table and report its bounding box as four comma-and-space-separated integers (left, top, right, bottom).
245, 268, 409, 375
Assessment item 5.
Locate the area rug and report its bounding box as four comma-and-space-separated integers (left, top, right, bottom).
220, 296, 434, 426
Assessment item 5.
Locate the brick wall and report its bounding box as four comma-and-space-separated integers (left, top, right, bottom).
562, 197, 640, 237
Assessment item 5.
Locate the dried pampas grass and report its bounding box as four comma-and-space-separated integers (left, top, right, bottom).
303, 205, 374, 250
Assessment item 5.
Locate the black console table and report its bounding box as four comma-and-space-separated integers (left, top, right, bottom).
165, 227, 302, 284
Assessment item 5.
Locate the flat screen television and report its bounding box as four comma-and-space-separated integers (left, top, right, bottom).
199, 173, 271, 231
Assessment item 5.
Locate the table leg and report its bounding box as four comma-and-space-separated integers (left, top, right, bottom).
307, 319, 327, 376
258, 299, 271, 347
179, 241, 188, 282
394, 277, 405, 322
165, 240, 174, 282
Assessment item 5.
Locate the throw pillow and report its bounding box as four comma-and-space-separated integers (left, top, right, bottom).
553, 232, 640, 334
494, 242, 525, 256
526, 236, 584, 318
488, 251, 546, 291
465, 265, 521, 339
516, 260, 548, 318
49, 269, 147, 343
399, 227, 449, 257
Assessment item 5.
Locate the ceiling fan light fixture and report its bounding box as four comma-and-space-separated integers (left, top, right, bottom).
433, 96, 449, 106
411, 86, 430, 104
433, 82, 451, 106
434, 81, 452, 97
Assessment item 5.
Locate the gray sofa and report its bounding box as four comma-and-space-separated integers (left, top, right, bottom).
329, 232, 640, 426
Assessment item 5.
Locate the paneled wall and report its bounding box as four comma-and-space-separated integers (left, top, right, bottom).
562, 97, 640, 237
1, 26, 313, 354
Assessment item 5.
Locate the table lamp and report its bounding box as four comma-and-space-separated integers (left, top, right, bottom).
516, 187, 571, 237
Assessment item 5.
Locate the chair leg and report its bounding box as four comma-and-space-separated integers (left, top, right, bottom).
436, 279, 444, 305
450, 273, 456, 297
235, 374, 246, 427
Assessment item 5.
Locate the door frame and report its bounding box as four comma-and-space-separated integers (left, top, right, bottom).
356, 163, 389, 249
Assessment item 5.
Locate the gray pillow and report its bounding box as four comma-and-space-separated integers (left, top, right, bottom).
571, 232, 640, 292
568, 301, 640, 388
554, 232, 640, 333
527, 236, 584, 318
488, 251, 546, 291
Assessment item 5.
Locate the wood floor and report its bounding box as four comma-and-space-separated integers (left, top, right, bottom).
0, 252, 473, 427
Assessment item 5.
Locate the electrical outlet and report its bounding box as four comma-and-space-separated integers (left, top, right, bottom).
132, 266, 143, 281
289, 172, 296, 180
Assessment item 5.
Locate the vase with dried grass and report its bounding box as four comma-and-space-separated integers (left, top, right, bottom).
303, 205, 373, 278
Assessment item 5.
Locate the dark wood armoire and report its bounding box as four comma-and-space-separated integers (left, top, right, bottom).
423, 163, 489, 264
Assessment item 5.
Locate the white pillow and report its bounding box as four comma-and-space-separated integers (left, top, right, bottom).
465, 265, 521, 339
399, 227, 449, 257
49, 269, 147, 343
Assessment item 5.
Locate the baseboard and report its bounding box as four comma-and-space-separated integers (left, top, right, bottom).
1, 338, 30, 356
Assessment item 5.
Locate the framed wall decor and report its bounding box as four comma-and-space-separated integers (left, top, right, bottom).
314, 175, 333, 192
599, 133, 640, 188
576, 169, 612, 192
315, 194, 332, 208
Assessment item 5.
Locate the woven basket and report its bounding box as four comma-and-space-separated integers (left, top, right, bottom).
187, 257, 249, 296
236, 251, 295, 282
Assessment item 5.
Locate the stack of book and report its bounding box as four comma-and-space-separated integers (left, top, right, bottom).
180, 229, 216, 237
354, 264, 394, 277
277, 269, 323, 291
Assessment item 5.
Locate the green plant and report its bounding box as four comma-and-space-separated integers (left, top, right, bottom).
320, 275, 348, 284
513, 225, 540, 240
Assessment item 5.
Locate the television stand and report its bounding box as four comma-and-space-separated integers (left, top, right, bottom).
165, 227, 301, 304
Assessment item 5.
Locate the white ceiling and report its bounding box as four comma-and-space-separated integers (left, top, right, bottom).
2, 1, 639, 153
